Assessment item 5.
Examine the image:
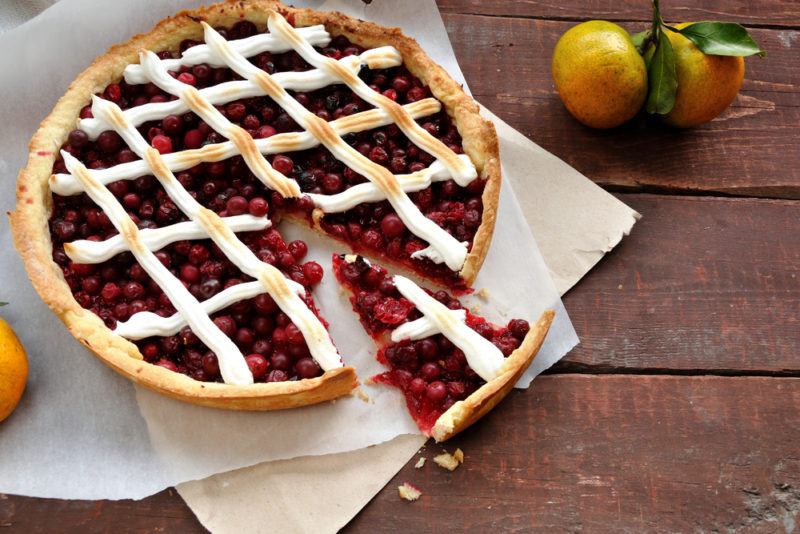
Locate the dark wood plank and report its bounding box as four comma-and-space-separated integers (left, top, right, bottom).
438, 0, 800, 27
346, 374, 800, 532
443, 14, 800, 198
560, 193, 800, 374
0, 489, 204, 534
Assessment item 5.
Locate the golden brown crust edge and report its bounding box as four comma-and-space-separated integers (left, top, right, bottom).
431, 310, 555, 442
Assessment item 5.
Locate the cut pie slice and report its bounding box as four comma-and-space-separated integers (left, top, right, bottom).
333, 254, 554, 441
10, 1, 501, 409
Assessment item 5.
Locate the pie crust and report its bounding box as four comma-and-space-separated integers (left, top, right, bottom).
332, 254, 555, 441
9, 0, 500, 409
431, 310, 554, 441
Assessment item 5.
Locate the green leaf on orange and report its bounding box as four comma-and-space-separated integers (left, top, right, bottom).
645, 30, 678, 115
631, 29, 651, 54
670, 22, 765, 57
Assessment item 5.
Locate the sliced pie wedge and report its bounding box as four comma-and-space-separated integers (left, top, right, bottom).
333, 254, 554, 441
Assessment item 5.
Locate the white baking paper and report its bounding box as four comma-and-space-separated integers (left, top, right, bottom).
0, 0, 578, 500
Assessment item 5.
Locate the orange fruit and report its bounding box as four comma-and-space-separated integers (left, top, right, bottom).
663, 23, 745, 127
0, 317, 28, 423
552, 21, 648, 129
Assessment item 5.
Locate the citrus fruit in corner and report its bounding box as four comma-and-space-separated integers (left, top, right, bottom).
552, 20, 648, 129
0, 316, 28, 423
662, 22, 745, 128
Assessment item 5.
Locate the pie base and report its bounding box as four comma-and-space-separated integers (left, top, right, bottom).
9, 0, 500, 409
431, 310, 554, 442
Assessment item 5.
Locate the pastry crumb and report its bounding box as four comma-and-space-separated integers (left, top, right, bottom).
475, 287, 490, 301
433, 448, 464, 471
354, 388, 370, 403
398, 482, 422, 501
469, 304, 481, 314
414, 457, 426, 469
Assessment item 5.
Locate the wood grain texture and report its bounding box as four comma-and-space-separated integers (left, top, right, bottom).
559, 193, 800, 374
443, 14, 800, 198
0, 489, 203, 533
438, 0, 800, 27
5, 1, 800, 531
345, 375, 800, 533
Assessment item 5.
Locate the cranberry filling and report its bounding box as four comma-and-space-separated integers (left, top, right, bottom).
332, 255, 530, 433
48, 19, 483, 383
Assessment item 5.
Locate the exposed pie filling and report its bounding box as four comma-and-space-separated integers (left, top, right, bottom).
332, 254, 530, 434
47, 19, 486, 384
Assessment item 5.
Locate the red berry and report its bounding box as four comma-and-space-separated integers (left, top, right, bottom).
177, 72, 196, 86
151, 134, 172, 154
254, 293, 278, 314
302, 261, 324, 285
508, 319, 530, 339
155, 359, 178, 372
392, 76, 411, 92
272, 155, 293, 175
420, 362, 441, 382
426, 381, 448, 403
226, 195, 248, 215
369, 146, 388, 163
225, 102, 246, 122
256, 125, 277, 138
407, 87, 426, 102
162, 115, 182, 135
288, 240, 308, 261
409, 377, 427, 395
248, 197, 269, 217
380, 213, 405, 238
183, 129, 204, 149
213, 316, 236, 337
202, 352, 220, 376
100, 283, 121, 302
295, 357, 321, 379
374, 298, 414, 325
285, 323, 306, 346
180, 264, 200, 283
245, 354, 269, 379
322, 173, 343, 194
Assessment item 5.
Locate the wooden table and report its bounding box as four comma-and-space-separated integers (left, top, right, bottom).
3, 1, 799, 531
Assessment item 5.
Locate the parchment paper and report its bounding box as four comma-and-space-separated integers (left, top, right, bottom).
0, 0, 589, 501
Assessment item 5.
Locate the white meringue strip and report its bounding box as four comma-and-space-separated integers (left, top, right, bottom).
124, 25, 332, 83
84, 47, 402, 139
392, 276, 505, 382
52, 98, 441, 196
308, 155, 470, 213
114, 280, 303, 339
391, 309, 466, 343
61, 150, 254, 385
64, 215, 270, 264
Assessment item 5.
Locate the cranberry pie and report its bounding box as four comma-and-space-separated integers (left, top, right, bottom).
333, 254, 554, 441
10, 0, 528, 412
